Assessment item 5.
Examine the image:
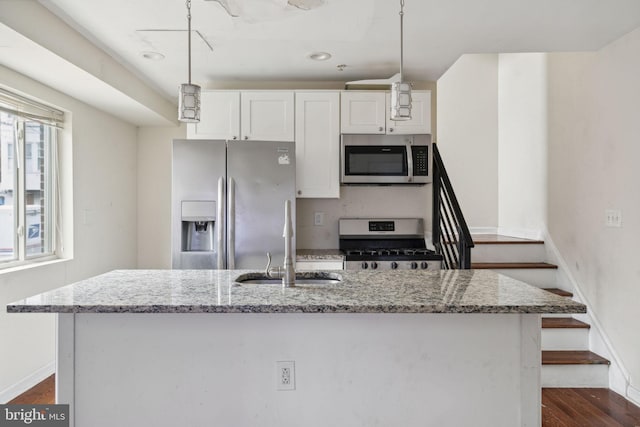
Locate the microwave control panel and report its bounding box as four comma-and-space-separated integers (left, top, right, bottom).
412, 146, 429, 176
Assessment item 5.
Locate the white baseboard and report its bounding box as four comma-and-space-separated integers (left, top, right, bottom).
497, 227, 544, 240
627, 383, 640, 407
468, 227, 498, 235
543, 232, 636, 402
467, 227, 545, 241
0, 361, 55, 404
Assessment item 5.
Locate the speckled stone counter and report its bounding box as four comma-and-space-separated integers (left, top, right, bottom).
21, 269, 563, 426
296, 249, 344, 261
7, 269, 585, 314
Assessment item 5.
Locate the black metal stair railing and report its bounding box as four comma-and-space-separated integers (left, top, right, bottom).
432, 143, 474, 269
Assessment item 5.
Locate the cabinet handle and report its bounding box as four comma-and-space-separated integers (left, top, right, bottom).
232, 136, 237, 140
378, 126, 384, 132
297, 190, 302, 195
244, 136, 249, 140
389, 127, 394, 132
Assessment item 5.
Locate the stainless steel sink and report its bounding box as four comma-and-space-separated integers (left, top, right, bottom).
235, 272, 343, 286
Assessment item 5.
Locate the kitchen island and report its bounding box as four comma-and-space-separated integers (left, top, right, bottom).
8, 269, 585, 427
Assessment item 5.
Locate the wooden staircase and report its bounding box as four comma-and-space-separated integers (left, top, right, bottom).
471, 234, 611, 387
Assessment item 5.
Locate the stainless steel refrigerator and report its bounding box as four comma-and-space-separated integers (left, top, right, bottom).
171, 139, 296, 270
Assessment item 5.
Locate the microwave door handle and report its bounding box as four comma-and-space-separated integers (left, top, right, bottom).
406, 144, 414, 183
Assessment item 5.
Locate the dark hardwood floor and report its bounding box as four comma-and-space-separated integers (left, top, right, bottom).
542, 388, 640, 427
8, 374, 54, 404
8, 376, 640, 426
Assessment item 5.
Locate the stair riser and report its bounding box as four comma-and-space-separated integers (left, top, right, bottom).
489, 268, 557, 288
472, 244, 546, 263
541, 329, 589, 351
541, 365, 609, 388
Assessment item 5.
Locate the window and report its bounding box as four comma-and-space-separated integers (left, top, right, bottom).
0, 87, 63, 267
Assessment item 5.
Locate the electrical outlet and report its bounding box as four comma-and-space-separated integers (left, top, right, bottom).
314, 212, 324, 226
276, 361, 295, 391
605, 209, 622, 228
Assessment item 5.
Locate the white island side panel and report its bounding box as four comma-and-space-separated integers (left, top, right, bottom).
59, 313, 540, 427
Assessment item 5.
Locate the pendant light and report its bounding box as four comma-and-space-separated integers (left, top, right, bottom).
390, 0, 412, 121
178, 0, 201, 123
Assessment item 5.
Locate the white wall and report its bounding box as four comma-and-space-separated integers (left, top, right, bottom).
0, 65, 139, 401
137, 126, 185, 269
547, 27, 640, 396
297, 186, 431, 249
436, 53, 548, 238
436, 54, 499, 230
498, 54, 548, 238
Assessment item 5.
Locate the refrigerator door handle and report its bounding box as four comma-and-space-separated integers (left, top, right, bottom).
227, 177, 236, 269
216, 176, 226, 269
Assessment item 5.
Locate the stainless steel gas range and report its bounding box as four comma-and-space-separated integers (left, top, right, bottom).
339, 218, 442, 271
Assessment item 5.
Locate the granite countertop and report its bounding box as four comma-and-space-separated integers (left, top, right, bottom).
7, 269, 586, 315
296, 249, 344, 261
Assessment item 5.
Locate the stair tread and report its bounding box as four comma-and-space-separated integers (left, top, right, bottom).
543, 288, 574, 297
472, 234, 544, 245
542, 350, 610, 366
471, 262, 558, 269
542, 317, 590, 329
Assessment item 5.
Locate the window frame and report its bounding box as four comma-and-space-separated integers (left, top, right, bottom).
0, 108, 60, 269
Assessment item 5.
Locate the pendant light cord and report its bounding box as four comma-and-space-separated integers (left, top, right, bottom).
399, 0, 405, 81
186, 0, 192, 85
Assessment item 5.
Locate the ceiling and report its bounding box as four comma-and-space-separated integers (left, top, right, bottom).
2, 0, 640, 126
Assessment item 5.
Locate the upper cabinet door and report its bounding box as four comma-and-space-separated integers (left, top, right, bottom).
386, 90, 431, 135
340, 91, 386, 134
240, 91, 295, 141
295, 91, 340, 198
187, 91, 240, 140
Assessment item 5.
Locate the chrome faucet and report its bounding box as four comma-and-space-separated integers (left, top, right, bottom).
265, 200, 295, 287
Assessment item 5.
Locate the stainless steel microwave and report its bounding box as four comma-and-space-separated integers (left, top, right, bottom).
340, 134, 432, 185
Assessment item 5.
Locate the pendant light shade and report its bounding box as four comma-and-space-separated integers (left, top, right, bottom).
390, 81, 411, 121
178, 0, 201, 123
390, 0, 412, 121
179, 83, 201, 122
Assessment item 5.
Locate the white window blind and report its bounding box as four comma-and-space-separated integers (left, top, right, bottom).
0, 87, 65, 128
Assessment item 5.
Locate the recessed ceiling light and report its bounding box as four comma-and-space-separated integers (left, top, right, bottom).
141, 51, 165, 61
308, 52, 332, 61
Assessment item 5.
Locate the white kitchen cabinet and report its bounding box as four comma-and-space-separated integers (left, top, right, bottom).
186, 91, 240, 140
340, 91, 386, 134
187, 90, 294, 142
295, 91, 340, 198
241, 91, 295, 142
340, 90, 431, 134
296, 260, 344, 270
386, 90, 431, 134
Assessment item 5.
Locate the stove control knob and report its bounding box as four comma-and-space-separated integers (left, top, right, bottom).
391, 262, 398, 270
410, 262, 418, 270
361, 262, 369, 270
421, 262, 429, 270
371, 262, 378, 270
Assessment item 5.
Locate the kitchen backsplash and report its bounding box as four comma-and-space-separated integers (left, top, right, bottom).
296, 185, 432, 249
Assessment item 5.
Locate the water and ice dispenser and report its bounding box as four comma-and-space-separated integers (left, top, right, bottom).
178, 201, 216, 268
